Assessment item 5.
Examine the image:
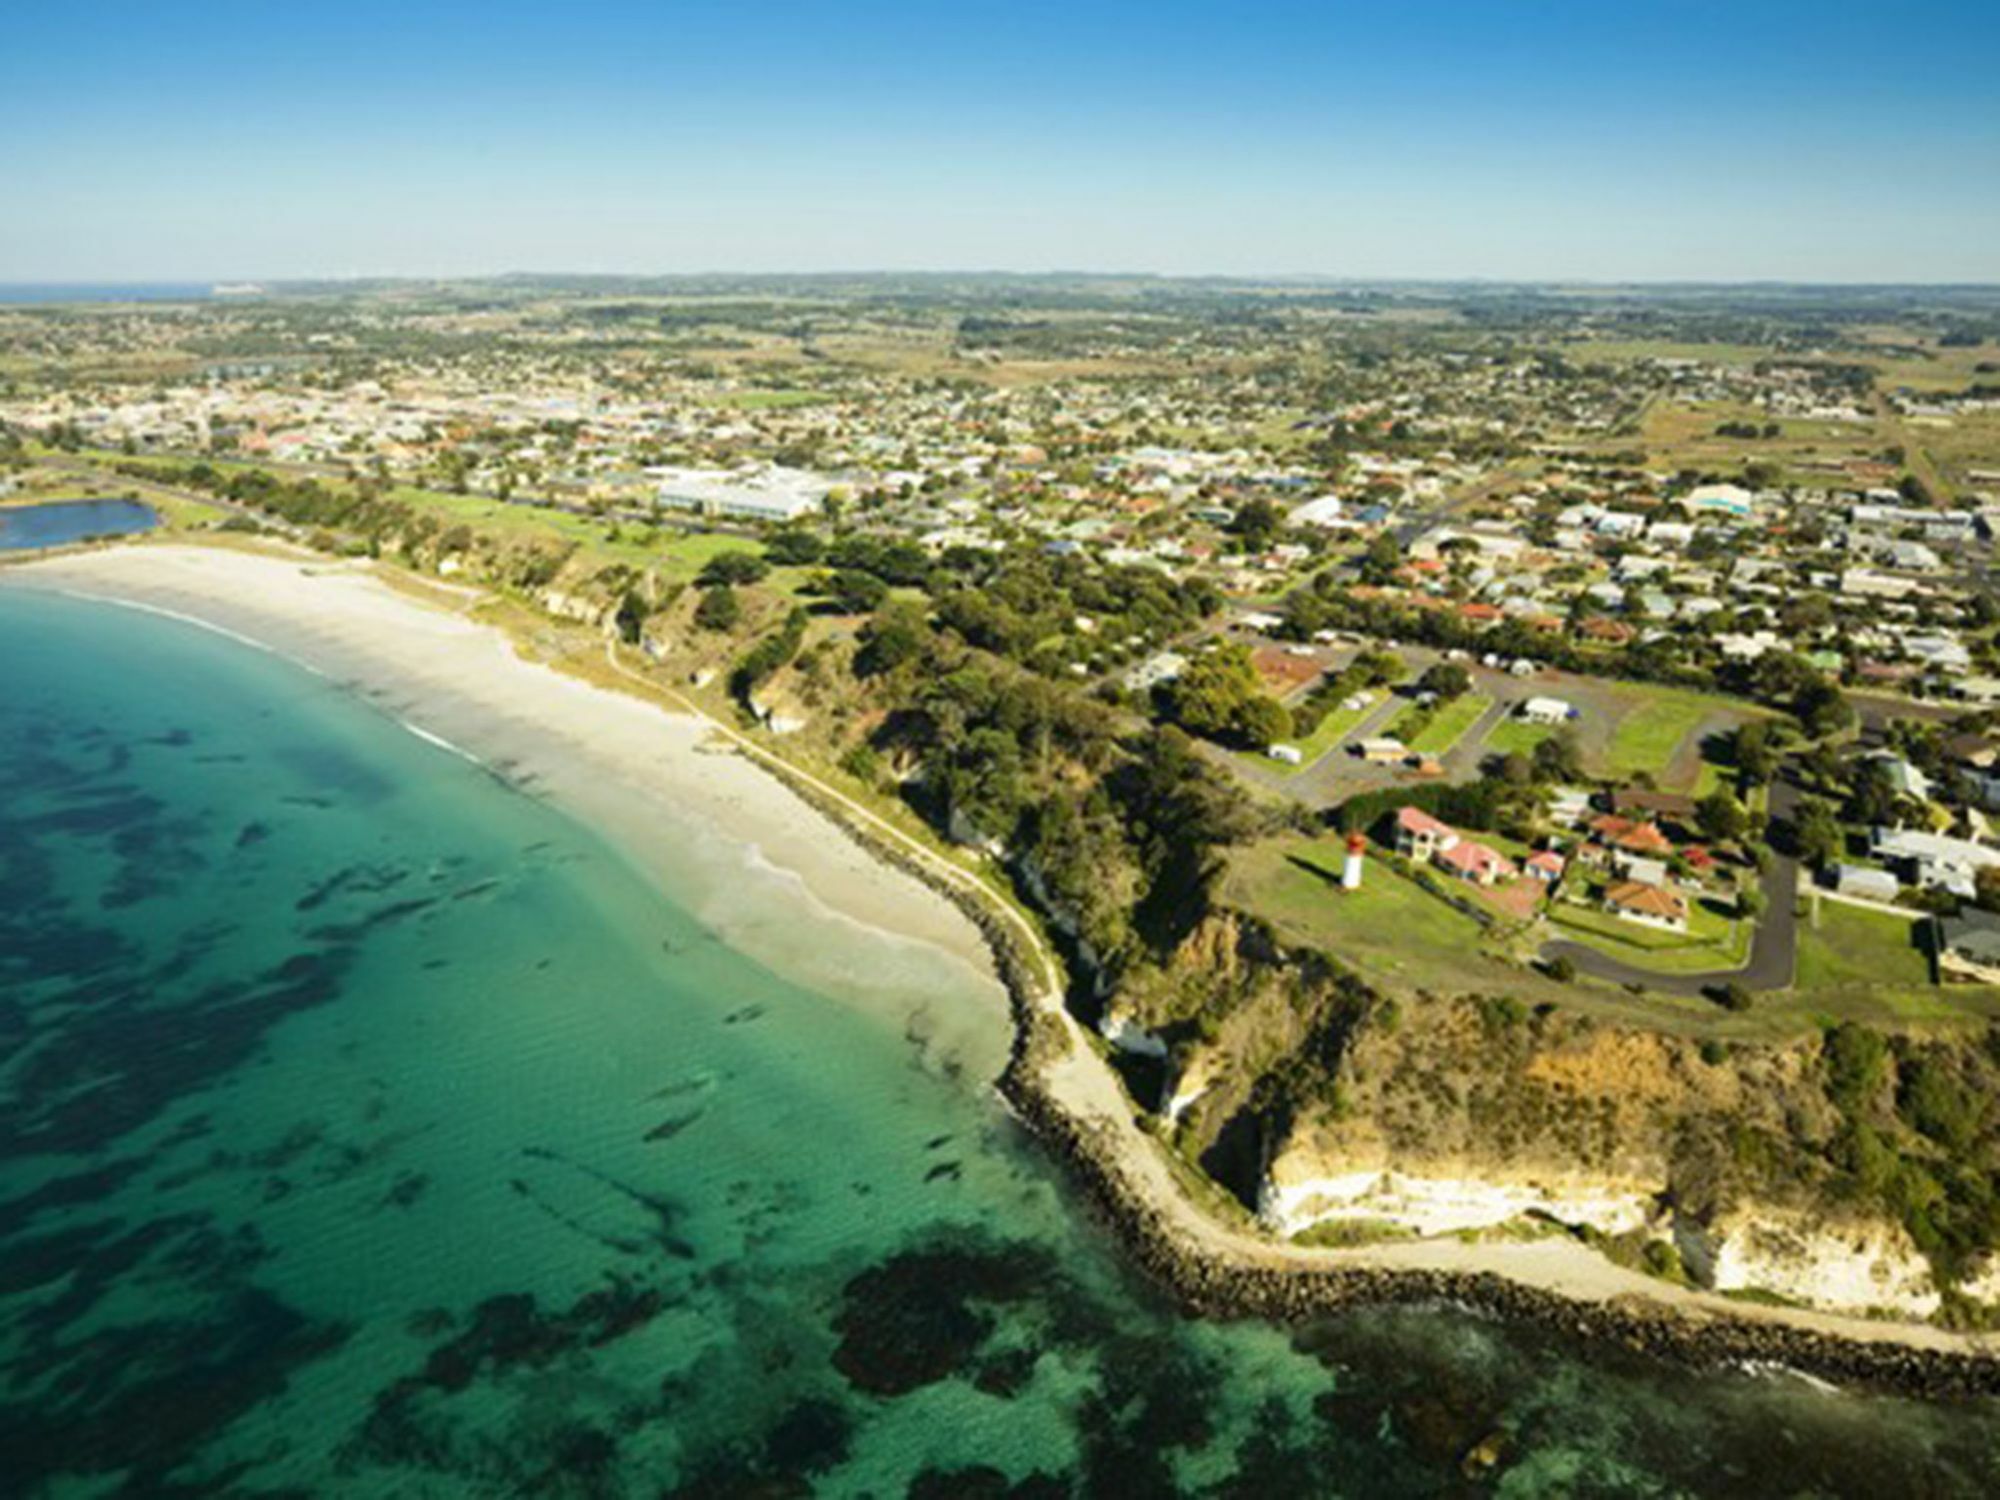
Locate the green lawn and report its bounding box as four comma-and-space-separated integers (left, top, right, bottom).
1482, 718, 1554, 760
68, 451, 772, 579
1550, 894, 1751, 973
1226, 834, 1725, 1031
1224, 837, 1489, 990
1602, 697, 1710, 780
1559, 339, 1778, 368
719, 389, 827, 409
1407, 693, 1493, 755
1223, 835, 1998, 1042
1795, 902, 1933, 991
146, 492, 232, 528
1597, 685, 1755, 792
1778, 898, 1997, 1025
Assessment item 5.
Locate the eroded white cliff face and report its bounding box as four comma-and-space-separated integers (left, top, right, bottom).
1263, 1143, 1950, 1318
1260, 1150, 1658, 1239
1704, 1208, 1943, 1319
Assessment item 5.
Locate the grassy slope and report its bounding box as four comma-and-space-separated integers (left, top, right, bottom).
1225, 837, 1490, 991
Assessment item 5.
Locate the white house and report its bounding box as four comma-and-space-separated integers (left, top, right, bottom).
1286, 495, 1345, 529
1833, 864, 1901, 902
1549, 786, 1594, 827
1872, 827, 2000, 898
1518, 696, 1573, 725
1124, 651, 1188, 693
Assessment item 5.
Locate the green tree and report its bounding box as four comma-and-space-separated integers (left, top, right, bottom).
764, 528, 825, 565
1417, 662, 1472, 700
1351, 649, 1407, 688
1161, 643, 1290, 748
1790, 798, 1843, 867
1357, 532, 1403, 586
613, 589, 648, 645
699, 550, 770, 587
1973, 865, 2000, 914
1229, 498, 1283, 552
1236, 694, 1294, 749
1845, 761, 1901, 828
1714, 982, 1754, 1012
1696, 790, 1749, 844
1732, 721, 1777, 784
694, 584, 741, 631
823, 569, 889, 614
855, 602, 927, 677
1532, 728, 1584, 784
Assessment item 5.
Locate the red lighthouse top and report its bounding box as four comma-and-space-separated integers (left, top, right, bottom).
1346, 833, 1366, 855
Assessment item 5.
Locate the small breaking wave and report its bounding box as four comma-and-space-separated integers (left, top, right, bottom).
398, 718, 486, 767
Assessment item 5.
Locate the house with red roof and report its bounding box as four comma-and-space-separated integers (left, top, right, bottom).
1393, 805, 1459, 862
1578, 616, 1635, 646
1525, 850, 1567, 884
1588, 814, 1674, 858
1603, 879, 1690, 933
1436, 839, 1518, 887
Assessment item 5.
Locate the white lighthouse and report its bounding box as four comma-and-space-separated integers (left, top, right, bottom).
1341, 832, 1365, 891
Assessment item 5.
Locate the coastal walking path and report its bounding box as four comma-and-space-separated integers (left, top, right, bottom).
17, 541, 1989, 1367
597, 637, 1997, 1359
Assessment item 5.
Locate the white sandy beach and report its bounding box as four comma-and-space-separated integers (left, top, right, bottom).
15, 539, 2000, 1367
8, 544, 1011, 1060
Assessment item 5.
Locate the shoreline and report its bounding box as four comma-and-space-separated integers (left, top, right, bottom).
14, 539, 2000, 1397
793, 757, 2000, 1397
5, 544, 1008, 1033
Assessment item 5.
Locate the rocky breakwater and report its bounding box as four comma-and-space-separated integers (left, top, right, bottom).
1000, 1073, 2000, 1399
715, 743, 2000, 1400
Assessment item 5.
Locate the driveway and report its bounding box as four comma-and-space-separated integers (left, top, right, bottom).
1539, 778, 1802, 996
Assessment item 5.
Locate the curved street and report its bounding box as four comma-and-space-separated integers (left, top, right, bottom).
1539, 778, 1802, 997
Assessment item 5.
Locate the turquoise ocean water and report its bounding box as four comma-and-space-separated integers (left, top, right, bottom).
4, 585, 2000, 1497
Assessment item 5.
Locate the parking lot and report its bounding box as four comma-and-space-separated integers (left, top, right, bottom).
1220, 632, 1759, 810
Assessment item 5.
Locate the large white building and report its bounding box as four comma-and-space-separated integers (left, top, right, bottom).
652, 466, 832, 523
1872, 827, 2000, 898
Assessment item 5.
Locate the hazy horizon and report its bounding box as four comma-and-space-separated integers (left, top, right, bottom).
7, 271, 2000, 293
4, 0, 1997, 284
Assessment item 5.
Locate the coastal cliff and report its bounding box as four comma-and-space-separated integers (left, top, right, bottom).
45, 537, 2000, 1390
1113, 913, 2000, 1329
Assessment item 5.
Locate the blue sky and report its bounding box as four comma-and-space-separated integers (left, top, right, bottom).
3, 1, 1996, 282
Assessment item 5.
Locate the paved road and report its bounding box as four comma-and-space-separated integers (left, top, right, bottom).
1441, 694, 1515, 776
1540, 777, 1802, 996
